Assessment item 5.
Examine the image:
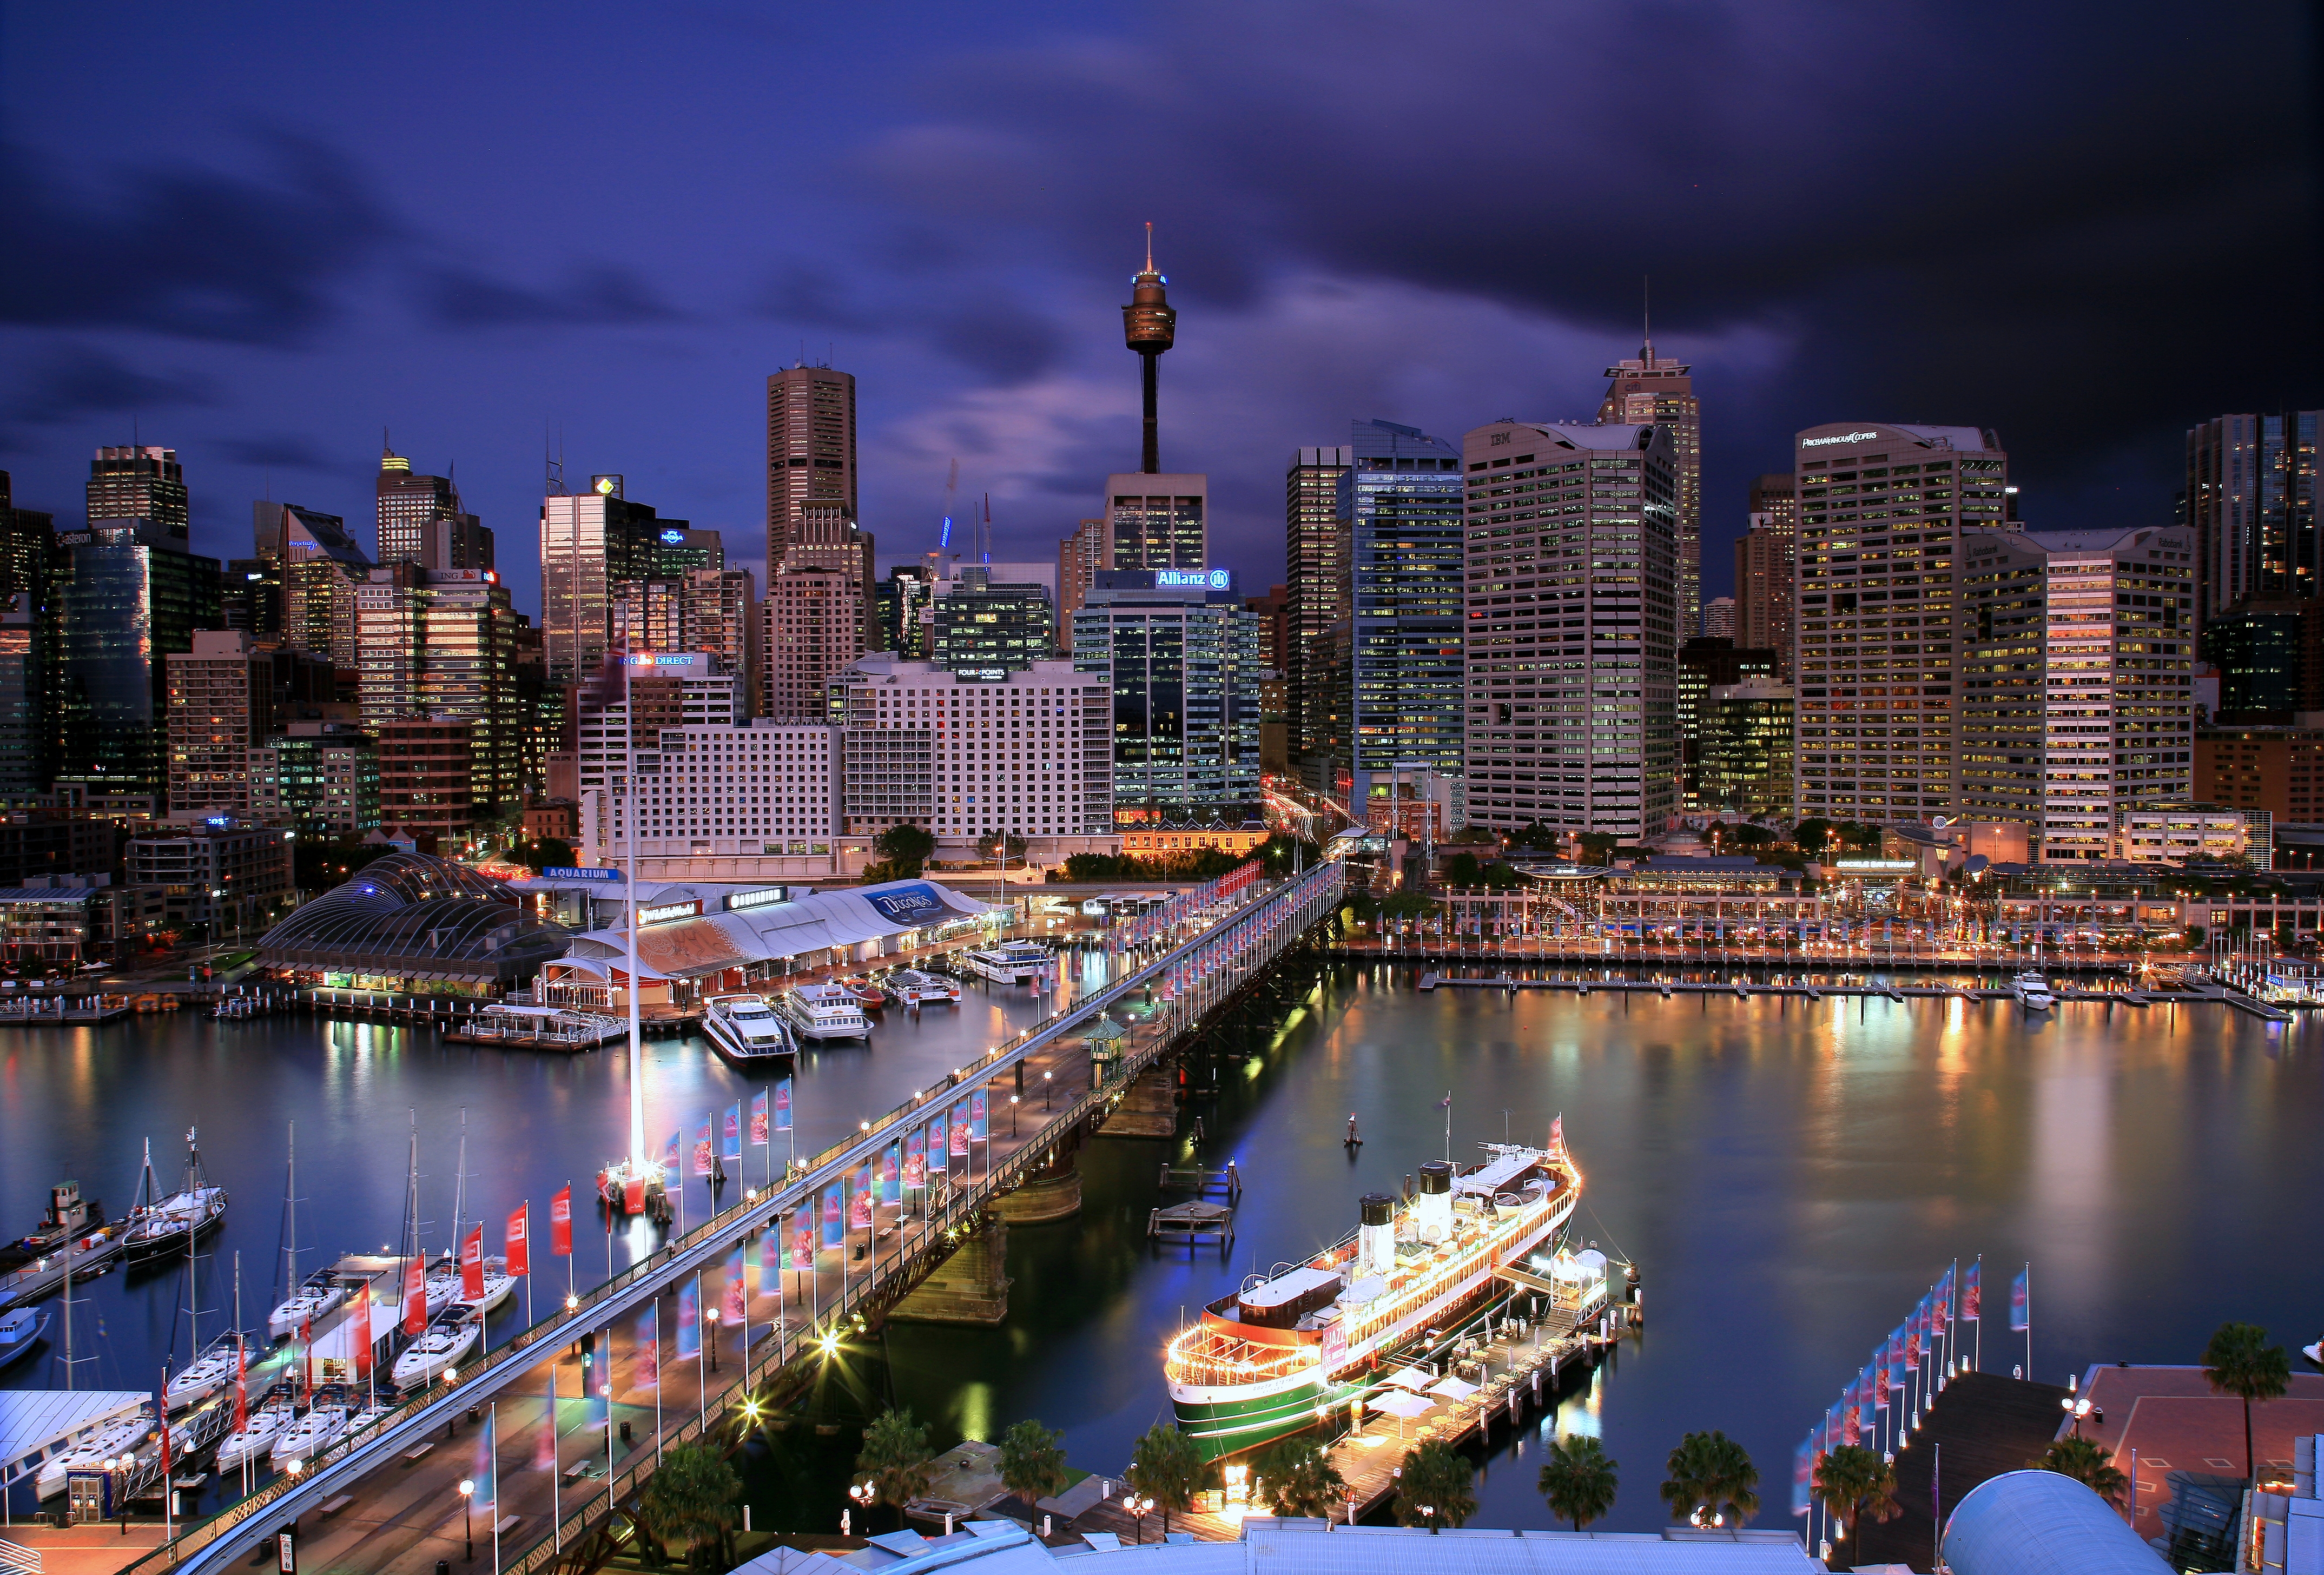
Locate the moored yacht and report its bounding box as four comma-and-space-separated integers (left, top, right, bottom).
778, 982, 870, 1042
962, 943, 1052, 984
270, 1387, 350, 1467
883, 969, 960, 1007
2011, 971, 2056, 1011
165, 1330, 246, 1410
122, 1129, 228, 1262
391, 1305, 481, 1389
702, 994, 795, 1067
269, 1269, 347, 1341
36, 1411, 153, 1499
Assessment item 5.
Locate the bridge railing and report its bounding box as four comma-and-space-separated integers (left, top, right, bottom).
136, 864, 1345, 1575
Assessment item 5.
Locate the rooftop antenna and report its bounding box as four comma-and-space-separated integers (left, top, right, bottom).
545, 421, 565, 497
982, 492, 992, 565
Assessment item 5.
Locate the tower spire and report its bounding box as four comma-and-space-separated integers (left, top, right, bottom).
1123, 224, 1178, 474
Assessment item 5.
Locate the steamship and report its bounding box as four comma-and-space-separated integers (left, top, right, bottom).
1164, 1140, 1584, 1460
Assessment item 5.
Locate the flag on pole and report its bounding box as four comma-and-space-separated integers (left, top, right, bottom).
693, 1115, 714, 1177
882, 1143, 901, 1204
774, 1078, 793, 1133
724, 1249, 745, 1322
662, 1129, 682, 1174
1963, 1261, 1981, 1321
821, 1183, 843, 1246
2009, 1267, 2030, 1332
234, 1339, 248, 1431
551, 1186, 573, 1258
1548, 1115, 1564, 1154
534, 1366, 557, 1471
928, 1114, 949, 1172
1856, 1369, 1877, 1433
904, 1127, 926, 1189
350, 1282, 373, 1378
1792, 1431, 1815, 1517
723, 1103, 743, 1162
472, 1405, 497, 1509
850, 1166, 873, 1228
1889, 1325, 1907, 1391
970, 1091, 988, 1142
1906, 1307, 1922, 1367
461, 1225, 485, 1301
790, 1216, 813, 1270
949, 1103, 970, 1158
676, 1279, 701, 1360
1841, 1378, 1861, 1445
157, 1377, 172, 1481
1873, 1344, 1891, 1408
506, 1205, 530, 1278
636, 1304, 659, 1388
404, 1255, 427, 1335
750, 1090, 769, 1146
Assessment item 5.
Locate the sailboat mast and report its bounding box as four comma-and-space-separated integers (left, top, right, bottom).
453, 1108, 469, 1257
624, 652, 644, 1171
283, 1121, 297, 1310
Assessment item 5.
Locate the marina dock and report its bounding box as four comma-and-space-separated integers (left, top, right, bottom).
1412, 972, 2184, 1008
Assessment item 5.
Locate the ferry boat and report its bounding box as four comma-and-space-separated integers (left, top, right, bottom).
0, 1306, 47, 1373
778, 982, 870, 1042
702, 994, 796, 1066
214, 1382, 297, 1472
391, 1305, 481, 1389
268, 1269, 348, 1341
883, 969, 961, 1007
962, 943, 1053, 984
1164, 1140, 1583, 1460
122, 1130, 228, 1262
165, 1329, 246, 1409
2011, 971, 2056, 1011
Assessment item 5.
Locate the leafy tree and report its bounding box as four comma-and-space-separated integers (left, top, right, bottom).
1444, 851, 1484, 889
1510, 820, 1564, 852
856, 1407, 935, 1527
998, 1419, 1070, 1506
517, 837, 575, 873
1576, 833, 1620, 865
871, 823, 936, 878
2203, 1322, 2292, 1484
1813, 1445, 1898, 1564
1725, 824, 1775, 848
1659, 1430, 1760, 1526
1379, 889, 1441, 921
639, 1441, 742, 1572
2031, 1436, 2129, 1504
1445, 825, 1498, 846
978, 831, 1029, 861
1536, 1435, 1619, 1531
1392, 1440, 1476, 1531
1252, 1435, 1347, 1519
1125, 1423, 1214, 1534
1790, 818, 1835, 853
1258, 832, 1324, 873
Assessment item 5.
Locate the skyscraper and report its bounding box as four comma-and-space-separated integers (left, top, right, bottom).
1073, 570, 1262, 812
1959, 525, 2196, 859
539, 474, 683, 683
355, 565, 523, 812
1600, 343, 1699, 636
1102, 475, 1207, 571
377, 446, 490, 569
1285, 444, 1353, 779
87, 447, 188, 528
50, 519, 221, 807
930, 568, 1056, 681
1057, 518, 1105, 647
1734, 515, 1797, 673
763, 504, 873, 720
766, 363, 857, 567
2185, 411, 2321, 621
1791, 422, 2011, 823
256, 501, 372, 667
1702, 597, 1737, 639
1460, 418, 1681, 842
0, 473, 55, 797
1346, 420, 1467, 813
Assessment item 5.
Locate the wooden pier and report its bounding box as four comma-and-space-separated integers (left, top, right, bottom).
1147, 1200, 1234, 1251
1157, 1161, 1242, 1201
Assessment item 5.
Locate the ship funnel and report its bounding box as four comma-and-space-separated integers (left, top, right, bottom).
1414, 1162, 1454, 1245
1358, 1192, 1396, 1274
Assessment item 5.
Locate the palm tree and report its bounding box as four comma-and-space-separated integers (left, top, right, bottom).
2031, 1437, 2129, 1505
1252, 1437, 1348, 1520
1126, 1423, 1214, 1535
1393, 1440, 1477, 1532
2203, 1322, 2292, 1485
1813, 1444, 1898, 1565
1659, 1430, 1761, 1526
1537, 1435, 1620, 1531
857, 1407, 935, 1528
639, 1442, 743, 1572
999, 1419, 1071, 1507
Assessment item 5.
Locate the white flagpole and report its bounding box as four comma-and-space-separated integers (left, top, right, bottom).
491, 1400, 503, 1575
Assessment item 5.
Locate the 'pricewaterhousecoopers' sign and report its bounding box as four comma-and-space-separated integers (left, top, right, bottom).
1799, 431, 1882, 448
863, 883, 949, 925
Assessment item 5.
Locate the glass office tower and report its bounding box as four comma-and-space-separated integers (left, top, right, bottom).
1073, 569, 1259, 811
50, 518, 221, 803
1346, 419, 1467, 812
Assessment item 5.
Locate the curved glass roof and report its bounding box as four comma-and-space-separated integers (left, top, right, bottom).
256, 852, 572, 982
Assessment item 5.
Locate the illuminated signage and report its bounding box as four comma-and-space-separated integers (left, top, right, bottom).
659, 528, 686, 544
622, 653, 699, 667
725, 887, 790, 912
1800, 431, 1882, 448
639, 900, 703, 925
1835, 858, 1917, 872
1154, 569, 1231, 590
543, 866, 624, 883
863, 883, 948, 924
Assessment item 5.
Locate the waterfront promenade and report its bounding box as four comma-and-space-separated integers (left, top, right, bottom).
111, 865, 1343, 1575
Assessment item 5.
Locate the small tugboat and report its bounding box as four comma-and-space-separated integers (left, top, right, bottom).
840, 976, 887, 1010
122, 1129, 228, 1263
883, 969, 961, 1007
391, 1305, 481, 1389
18, 1180, 105, 1256
214, 1381, 297, 1473
701, 993, 796, 1067
0, 1305, 48, 1372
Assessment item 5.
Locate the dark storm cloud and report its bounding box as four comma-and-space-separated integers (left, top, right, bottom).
216, 434, 341, 472
420, 264, 686, 329
753, 261, 1064, 383
6, 347, 214, 425
864, 0, 2319, 512
0, 135, 394, 346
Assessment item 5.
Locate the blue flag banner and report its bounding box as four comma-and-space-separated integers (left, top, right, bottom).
2009, 1267, 2030, 1332
635, 1303, 660, 1389
775, 1077, 793, 1133
970, 1090, 988, 1142
822, 1183, 843, 1246
750, 1089, 769, 1147
882, 1143, 901, 1204
723, 1103, 742, 1162
662, 1129, 681, 1174
676, 1279, 701, 1360
1792, 1431, 1814, 1517
927, 1114, 948, 1173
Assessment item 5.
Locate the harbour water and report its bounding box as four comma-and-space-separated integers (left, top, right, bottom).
5, 956, 2321, 1536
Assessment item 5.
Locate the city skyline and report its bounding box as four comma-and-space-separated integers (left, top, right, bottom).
4, 3, 2311, 629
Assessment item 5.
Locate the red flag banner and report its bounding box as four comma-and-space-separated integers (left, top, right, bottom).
351, 1282, 373, 1377
233, 1340, 248, 1432
507, 1205, 531, 1278
461, 1225, 485, 1301
403, 1256, 427, 1335
550, 1186, 572, 1258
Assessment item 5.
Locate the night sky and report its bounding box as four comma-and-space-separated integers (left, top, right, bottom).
3, 2, 2316, 620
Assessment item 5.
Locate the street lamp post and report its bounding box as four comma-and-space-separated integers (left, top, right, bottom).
1009, 1095, 1019, 1137
704, 1306, 719, 1371
459, 1478, 476, 1561
849, 1480, 877, 1534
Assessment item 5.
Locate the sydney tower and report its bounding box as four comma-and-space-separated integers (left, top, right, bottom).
1121, 223, 1177, 474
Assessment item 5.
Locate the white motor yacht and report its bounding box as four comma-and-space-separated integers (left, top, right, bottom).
778, 982, 870, 1042
702, 994, 795, 1066
268, 1269, 347, 1341
2011, 970, 2056, 1011
883, 969, 961, 1007
962, 943, 1052, 984
391, 1306, 481, 1389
